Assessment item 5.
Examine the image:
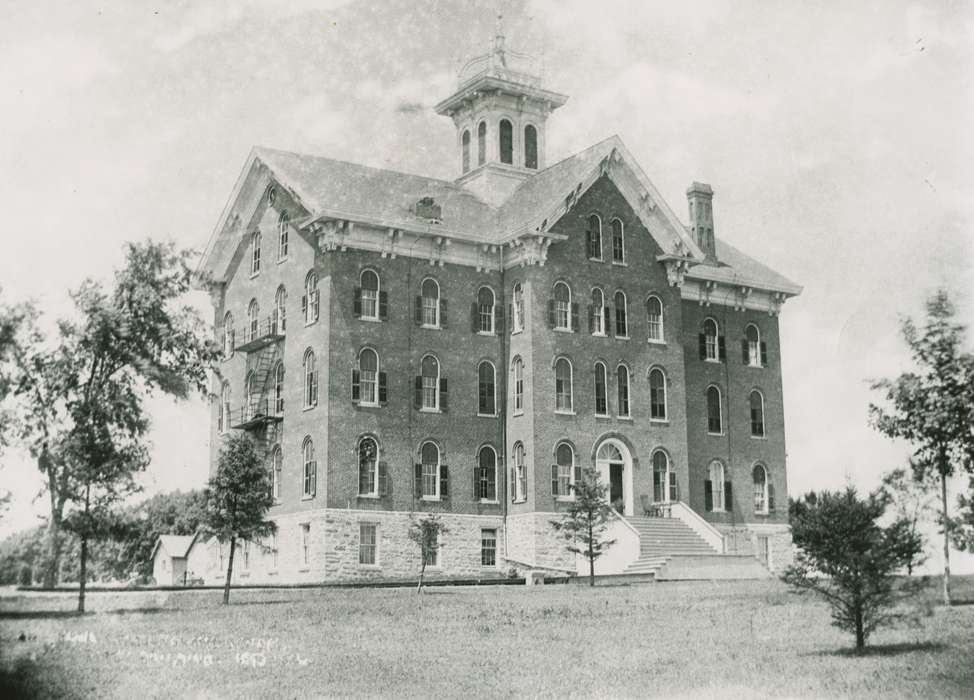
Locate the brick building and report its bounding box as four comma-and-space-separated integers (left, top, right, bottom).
194, 38, 801, 585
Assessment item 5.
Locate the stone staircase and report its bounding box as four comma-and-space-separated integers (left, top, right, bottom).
621, 516, 770, 580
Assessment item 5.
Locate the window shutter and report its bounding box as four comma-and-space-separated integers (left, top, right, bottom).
550, 464, 559, 497
311, 371, 319, 406
440, 298, 448, 328
510, 467, 516, 503
704, 480, 713, 512
724, 481, 733, 512
573, 464, 582, 488
378, 372, 387, 404
587, 304, 595, 333
495, 305, 504, 333
353, 288, 362, 317
571, 303, 579, 332
473, 465, 480, 500
414, 463, 422, 498
668, 471, 678, 501
741, 339, 749, 364
547, 300, 555, 328
311, 461, 317, 496
351, 369, 360, 402
760, 341, 768, 367
414, 296, 423, 325
301, 295, 307, 316
768, 483, 776, 513
439, 377, 448, 411
698, 334, 706, 359
604, 307, 612, 336
718, 336, 727, 361
414, 376, 422, 409
312, 291, 320, 322
379, 291, 388, 320
378, 461, 389, 497
440, 465, 449, 498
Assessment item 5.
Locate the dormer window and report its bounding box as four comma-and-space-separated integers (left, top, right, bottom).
499, 119, 513, 165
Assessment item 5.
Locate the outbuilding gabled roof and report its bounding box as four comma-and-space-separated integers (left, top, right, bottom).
151, 535, 196, 561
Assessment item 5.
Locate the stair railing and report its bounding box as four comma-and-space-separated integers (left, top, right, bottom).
668, 501, 725, 554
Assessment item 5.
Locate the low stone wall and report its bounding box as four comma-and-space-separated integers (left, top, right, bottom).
717, 523, 793, 573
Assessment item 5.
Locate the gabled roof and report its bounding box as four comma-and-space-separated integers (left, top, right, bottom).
151, 535, 196, 560
198, 137, 798, 297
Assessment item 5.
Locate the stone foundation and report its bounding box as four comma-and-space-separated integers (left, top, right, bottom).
717, 523, 793, 573
504, 512, 575, 573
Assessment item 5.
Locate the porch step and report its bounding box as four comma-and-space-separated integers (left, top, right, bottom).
624, 516, 720, 558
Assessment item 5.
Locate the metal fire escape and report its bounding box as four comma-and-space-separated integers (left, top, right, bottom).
228, 313, 285, 456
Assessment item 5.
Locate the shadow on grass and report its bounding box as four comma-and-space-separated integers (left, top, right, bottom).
0, 610, 85, 620
948, 598, 974, 607
817, 641, 948, 657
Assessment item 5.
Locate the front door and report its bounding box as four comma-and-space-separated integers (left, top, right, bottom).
609, 462, 624, 512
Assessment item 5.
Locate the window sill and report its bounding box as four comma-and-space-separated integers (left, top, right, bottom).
477, 412, 499, 418
592, 332, 607, 338
617, 415, 633, 421
511, 329, 523, 336
513, 409, 524, 417
419, 324, 441, 331
513, 498, 527, 505
552, 327, 573, 334
420, 496, 441, 502
750, 435, 768, 440
611, 260, 628, 267
649, 419, 669, 426
277, 256, 288, 264
594, 413, 611, 419
476, 331, 495, 337
358, 316, 381, 323
249, 272, 260, 279
357, 494, 380, 500
301, 495, 315, 501
746, 364, 765, 369
304, 320, 318, 327
357, 402, 381, 409
647, 338, 666, 346
587, 256, 604, 263
614, 335, 630, 341
479, 499, 500, 505
303, 405, 316, 412
358, 564, 382, 570
418, 408, 442, 414
554, 410, 576, 416
704, 358, 721, 364
707, 431, 725, 437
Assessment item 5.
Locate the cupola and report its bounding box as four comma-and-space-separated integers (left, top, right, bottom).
434, 22, 568, 206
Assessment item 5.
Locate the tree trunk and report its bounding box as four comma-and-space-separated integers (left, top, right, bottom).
417, 558, 426, 594
940, 471, 951, 607
223, 536, 236, 605
588, 520, 595, 587
854, 607, 864, 650
77, 533, 88, 614
43, 511, 63, 589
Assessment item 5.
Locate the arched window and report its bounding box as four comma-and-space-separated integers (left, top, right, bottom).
477, 121, 487, 166
708, 460, 725, 513
594, 361, 608, 415
707, 386, 722, 434
251, 230, 261, 275
753, 464, 768, 514
358, 436, 378, 496
649, 368, 667, 421
611, 218, 625, 263
302, 437, 316, 497
476, 287, 495, 334
420, 441, 440, 499
273, 362, 285, 415
646, 296, 664, 342
278, 212, 289, 260
524, 124, 538, 169
420, 278, 440, 327
499, 119, 513, 164
702, 318, 719, 361
553, 443, 576, 498
478, 361, 496, 415
591, 288, 606, 335
303, 349, 317, 408
271, 446, 282, 501
512, 442, 526, 502
512, 282, 524, 332
275, 286, 287, 334
617, 365, 630, 418
245, 370, 258, 407
219, 381, 231, 433
461, 129, 471, 173
614, 291, 628, 337
358, 348, 379, 405
247, 299, 259, 342
552, 282, 571, 330
478, 445, 497, 501
652, 450, 676, 502
555, 358, 573, 412
750, 390, 765, 437
359, 269, 380, 320
512, 357, 524, 414
304, 271, 319, 324
222, 312, 234, 358
420, 355, 440, 411
587, 214, 602, 260
745, 324, 762, 367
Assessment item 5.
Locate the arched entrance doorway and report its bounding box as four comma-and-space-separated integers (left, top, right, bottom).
596, 440, 634, 516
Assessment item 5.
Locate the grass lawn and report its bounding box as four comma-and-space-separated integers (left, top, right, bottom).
1, 576, 973, 699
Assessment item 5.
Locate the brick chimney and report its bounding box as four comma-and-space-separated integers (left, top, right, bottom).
687, 182, 716, 263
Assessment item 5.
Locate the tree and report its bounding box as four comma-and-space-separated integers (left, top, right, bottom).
202, 433, 276, 605
112, 490, 207, 581
550, 468, 616, 587
950, 476, 974, 552
11, 241, 219, 606
782, 488, 926, 650
407, 514, 448, 593
869, 289, 974, 606
878, 466, 935, 575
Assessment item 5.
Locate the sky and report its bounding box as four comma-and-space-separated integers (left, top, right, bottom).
1, 0, 972, 572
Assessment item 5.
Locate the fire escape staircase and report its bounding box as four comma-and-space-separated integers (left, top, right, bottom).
229, 314, 285, 457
